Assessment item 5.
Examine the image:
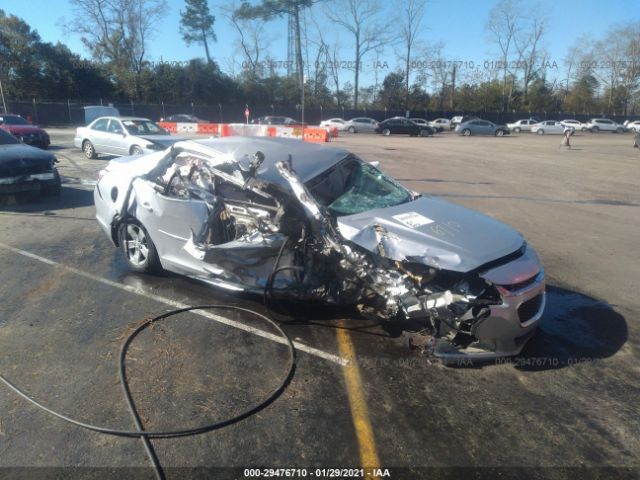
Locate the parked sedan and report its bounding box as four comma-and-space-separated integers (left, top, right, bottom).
506, 119, 537, 133
531, 121, 569, 135
624, 120, 640, 132
74, 116, 186, 159
411, 118, 441, 133
560, 119, 587, 131
455, 119, 509, 136
0, 114, 50, 149
251, 116, 299, 125
0, 128, 60, 195
319, 118, 348, 130
451, 115, 478, 129
94, 136, 545, 361
162, 114, 208, 123
429, 118, 452, 130
344, 117, 379, 133
375, 118, 433, 136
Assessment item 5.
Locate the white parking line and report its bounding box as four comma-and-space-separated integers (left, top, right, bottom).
0, 242, 348, 366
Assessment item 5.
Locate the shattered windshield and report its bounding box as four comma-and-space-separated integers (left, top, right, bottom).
306, 156, 412, 216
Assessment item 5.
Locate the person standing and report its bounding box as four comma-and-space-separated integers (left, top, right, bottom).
634, 130, 640, 149
560, 126, 574, 149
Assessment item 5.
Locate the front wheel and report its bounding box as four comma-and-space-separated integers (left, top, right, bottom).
462, 129, 471, 136
616, 127, 624, 133
419, 129, 430, 137
382, 128, 391, 136
119, 220, 160, 273
536, 129, 544, 135
348, 126, 356, 133
495, 129, 505, 137
82, 140, 96, 159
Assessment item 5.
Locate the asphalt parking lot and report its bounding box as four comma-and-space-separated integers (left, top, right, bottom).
0, 128, 639, 479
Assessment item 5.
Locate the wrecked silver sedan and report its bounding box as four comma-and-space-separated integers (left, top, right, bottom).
94, 137, 545, 360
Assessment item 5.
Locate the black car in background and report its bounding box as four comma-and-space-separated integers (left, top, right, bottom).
375, 117, 433, 136
162, 114, 208, 123
0, 128, 61, 195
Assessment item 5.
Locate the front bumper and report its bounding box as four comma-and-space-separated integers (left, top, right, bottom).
0, 171, 57, 194
434, 248, 546, 362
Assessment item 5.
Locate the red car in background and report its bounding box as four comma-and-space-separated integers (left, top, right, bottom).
0, 114, 50, 149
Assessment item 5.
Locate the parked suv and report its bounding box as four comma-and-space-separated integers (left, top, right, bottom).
586, 118, 625, 133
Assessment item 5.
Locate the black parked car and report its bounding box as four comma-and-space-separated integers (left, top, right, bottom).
0, 128, 61, 195
375, 117, 433, 136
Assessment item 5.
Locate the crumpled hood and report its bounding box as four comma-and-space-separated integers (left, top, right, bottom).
139, 135, 187, 147
336, 196, 523, 272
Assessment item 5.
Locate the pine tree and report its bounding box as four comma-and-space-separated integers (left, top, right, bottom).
180, 0, 217, 64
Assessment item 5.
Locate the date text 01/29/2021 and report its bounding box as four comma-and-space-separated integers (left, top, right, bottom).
243, 468, 392, 478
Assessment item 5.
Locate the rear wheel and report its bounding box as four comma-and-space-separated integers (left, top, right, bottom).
591, 126, 599, 133
513, 127, 521, 133
130, 145, 144, 155
462, 129, 471, 136
616, 127, 624, 133
419, 129, 429, 137
495, 129, 505, 137
82, 140, 96, 159
382, 128, 391, 136
536, 129, 544, 135
119, 219, 160, 273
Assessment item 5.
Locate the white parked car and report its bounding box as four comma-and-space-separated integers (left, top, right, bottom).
74, 116, 186, 159
560, 119, 587, 132
585, 118, 626, 133
624, 120, 640, 132
429, 118, 452, 130
531, 121, 570, 135
506, 119, 537, 133
319, 118, 347, 130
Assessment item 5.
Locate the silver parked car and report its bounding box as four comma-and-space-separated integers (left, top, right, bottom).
94, 137, 545, 361
506, 119, 537, 133
455, 119, 509, 136
585, 118, 626, 133
344, 117, 379, 133
74, 116, 186, 159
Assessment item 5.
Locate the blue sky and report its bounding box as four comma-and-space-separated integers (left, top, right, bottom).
3, 0, 639, 89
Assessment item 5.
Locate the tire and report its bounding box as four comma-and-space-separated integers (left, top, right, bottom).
82, 140, 96, 159
591, 126, 599, 133
419, 129, 429, 137
616, 127, 624, 134
119, 219, 160, 273
495, 129, 505, 137
130, 145, 144, 155
382, 128, 391, 136
536, 129, 544, 135
581, 127, 587, 132
462, 129, 471, 136
513, 127, 521, 133
348, 126, 356, 133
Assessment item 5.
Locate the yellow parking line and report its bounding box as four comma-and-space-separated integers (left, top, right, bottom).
335, 321, 380, 475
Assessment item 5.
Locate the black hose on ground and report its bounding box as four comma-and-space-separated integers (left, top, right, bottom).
0, 304, 296, 480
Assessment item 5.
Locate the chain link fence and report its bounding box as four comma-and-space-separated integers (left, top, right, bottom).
3, 99, 638, 126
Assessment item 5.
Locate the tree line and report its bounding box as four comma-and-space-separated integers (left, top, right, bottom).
1, 0, 639, 115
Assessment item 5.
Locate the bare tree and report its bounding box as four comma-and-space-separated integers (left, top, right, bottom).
66, 0, 167, 98
326, 0, 389, 108
514, 9, 547, 108
397, 0, 426, 107
222, 3, 270, 80
485, 0, 520, 111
